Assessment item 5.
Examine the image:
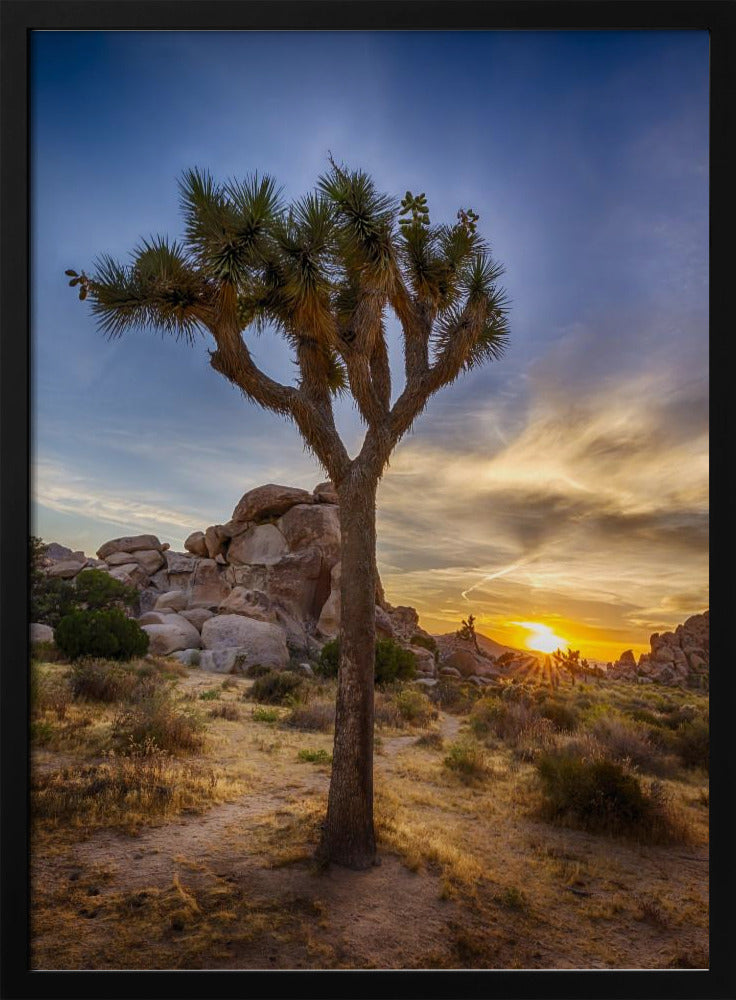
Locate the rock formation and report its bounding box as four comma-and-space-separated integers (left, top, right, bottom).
34, 481, 438, 680
607, 611, 709, 689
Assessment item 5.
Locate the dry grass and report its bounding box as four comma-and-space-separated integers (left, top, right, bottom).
30, 661, 709, 971
32, 749, 248, 840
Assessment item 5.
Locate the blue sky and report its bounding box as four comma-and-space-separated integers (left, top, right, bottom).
31, 30, 709, 658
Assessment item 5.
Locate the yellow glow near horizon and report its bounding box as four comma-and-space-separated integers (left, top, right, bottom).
515, 621, 568, 655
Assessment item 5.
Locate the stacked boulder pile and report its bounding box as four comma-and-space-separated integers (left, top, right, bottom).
35, 482, 438, 680
434, 633, 537, 688
607, 611, 709, 689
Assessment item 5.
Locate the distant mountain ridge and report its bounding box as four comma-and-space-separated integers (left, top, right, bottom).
434, 630, 532, 660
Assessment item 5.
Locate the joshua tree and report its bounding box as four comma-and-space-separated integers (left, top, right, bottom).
552, 646, 588, 686
68, 160, 509, 869
455, 613, 481, 653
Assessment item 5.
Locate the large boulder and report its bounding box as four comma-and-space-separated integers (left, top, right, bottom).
154, 590, 188, 612
204, 524, 229, 560
108, 563, 150, 588
141, 616, 202, 655
218, 586, 276, 622
200, 615, 289, 671
278, 503, 341, 567
178, 607, 214, 631
267, 548, 329, 621
46, 560, 86, 579
188, 559, 231, 609
97, 534, 162, 561
165, 551, 198, 575
231, 484, 313, 525
30, 623, 54, 645
228, 523, 289, 566
105, 548, 165, 575
184, 531, 208, 558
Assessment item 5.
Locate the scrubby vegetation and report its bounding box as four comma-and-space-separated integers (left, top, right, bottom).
316, 637, 416, 685
250, 670, 304, 705
30, 646, 708, 971
55, 608, 149, 661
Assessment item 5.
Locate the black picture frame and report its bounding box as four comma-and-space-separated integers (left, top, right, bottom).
2, 3, 734, 998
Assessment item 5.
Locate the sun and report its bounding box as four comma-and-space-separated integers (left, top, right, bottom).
515, 621, 568, 655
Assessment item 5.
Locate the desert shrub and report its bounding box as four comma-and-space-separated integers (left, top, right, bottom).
31, 575, 78, 630
315, 637, 416, 686
469, 697, 504, 737
297, 748, 332, 765
410, 633, 438, 659
56, 609, 149, 662
373, 689, 402, 728
30, 640, 66, 664
208, 703, 241, 721
470, 698, 537, 742
415, 730, 444, 750
536, 752, 688, 842
30, 665, 72, 720
672, 717, 709, 771
428, 678, 480, 714
69, 658, 141, 703
73, 568, 139, 612
250, 670, 303, 705
315, 638, 340, 678
285, 699, 335, 732
590, 715, 673, 776
538, 699, 579, 732
251, 706, 279, 723
244, 662, 272, 678
394, 687, 437, 726
198, 687, 221, 701
443, 740, 490, 781
513, 717, 558, 762
113, 691, 205, 754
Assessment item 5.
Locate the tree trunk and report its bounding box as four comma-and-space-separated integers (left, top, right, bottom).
318, 468, 378, 869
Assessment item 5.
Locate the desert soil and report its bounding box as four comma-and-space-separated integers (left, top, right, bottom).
31, 670, 709, 970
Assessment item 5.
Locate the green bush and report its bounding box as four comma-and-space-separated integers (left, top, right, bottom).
56, 609, 149, 661
250, 670, 303, 705
315, 637, 416, 686
315, 639, 340, 678
251, 706, 279, 723
31, 575, 78, 629
375, 638, 416, 685
394, 687, 437, 726
428, 677, 480, 714
410, 633, 438, 659
538, 699, 579, 732
536, 752, 688, 842
443, 739, 490, 781
73, 569, 139, 612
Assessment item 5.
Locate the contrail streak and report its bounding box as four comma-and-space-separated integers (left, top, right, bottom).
461, 558, 528, 601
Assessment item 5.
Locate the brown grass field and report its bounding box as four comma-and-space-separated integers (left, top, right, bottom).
30, 657, 709, 970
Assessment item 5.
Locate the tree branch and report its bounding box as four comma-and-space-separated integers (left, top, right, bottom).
209, 323, 351, 483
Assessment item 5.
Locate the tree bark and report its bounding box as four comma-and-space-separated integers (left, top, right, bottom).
318, 467, 378, 869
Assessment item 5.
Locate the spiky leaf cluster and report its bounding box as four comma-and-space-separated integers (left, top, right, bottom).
69, 160, 509, 411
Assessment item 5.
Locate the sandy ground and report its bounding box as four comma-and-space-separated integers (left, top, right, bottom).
30, 670, 709, 970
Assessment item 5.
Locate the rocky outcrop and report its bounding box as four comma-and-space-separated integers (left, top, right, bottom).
608, 611, 709, 689
35, 479, 433, 675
